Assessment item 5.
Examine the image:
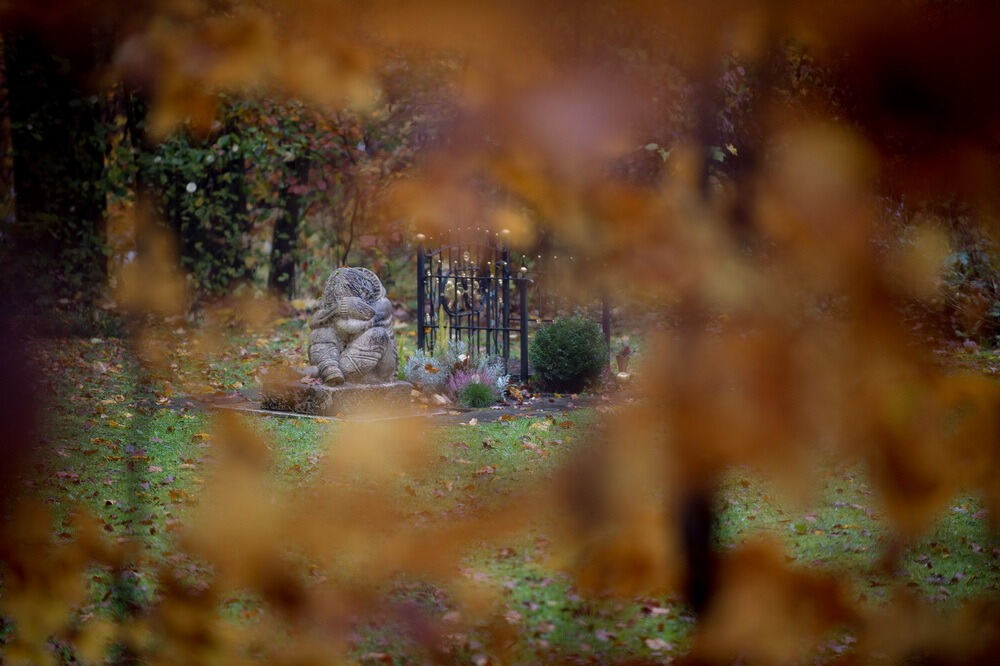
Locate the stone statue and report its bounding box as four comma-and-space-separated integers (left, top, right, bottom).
308, 267, 397, 385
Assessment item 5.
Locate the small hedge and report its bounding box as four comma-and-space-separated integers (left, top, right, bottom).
529, 316, 607, 392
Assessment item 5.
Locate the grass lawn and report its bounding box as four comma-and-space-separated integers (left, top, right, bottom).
5, 312, 999, 663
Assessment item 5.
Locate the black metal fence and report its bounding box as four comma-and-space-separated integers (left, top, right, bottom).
416, 229, 530, 378
416, 229, 610, 380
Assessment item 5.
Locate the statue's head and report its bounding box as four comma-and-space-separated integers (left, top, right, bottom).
327, 267, 386, 305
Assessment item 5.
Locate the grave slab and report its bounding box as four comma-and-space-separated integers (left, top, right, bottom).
260, 379, 413, 416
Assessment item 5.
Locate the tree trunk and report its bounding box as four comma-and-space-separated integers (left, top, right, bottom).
268, 157, 309, 298
5, 32, 106, 287
0, 34, 14, 231
222, 120, 251, 282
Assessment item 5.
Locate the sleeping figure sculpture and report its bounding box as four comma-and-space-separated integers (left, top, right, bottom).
307, 267, 397, 385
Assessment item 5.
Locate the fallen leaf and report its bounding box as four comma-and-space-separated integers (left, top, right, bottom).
642, 606, 671, 616
645, 637, 672, 651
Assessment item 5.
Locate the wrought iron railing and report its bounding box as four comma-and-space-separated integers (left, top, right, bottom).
416, 229, 529, 378
416, 228, 611, 380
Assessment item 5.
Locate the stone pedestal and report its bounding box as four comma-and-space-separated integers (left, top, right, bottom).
260, 380, 414, 416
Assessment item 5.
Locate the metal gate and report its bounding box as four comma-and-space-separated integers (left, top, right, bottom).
416, 229, 531, 378
415, 229, 613, 381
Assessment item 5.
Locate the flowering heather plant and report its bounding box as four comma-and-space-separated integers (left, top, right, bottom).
445, 368, 478, 399
459, 382, 497, 408
445, 355, 509, 405
404, 340, 507, 396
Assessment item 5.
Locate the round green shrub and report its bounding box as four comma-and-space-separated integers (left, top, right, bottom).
460, 381, 497, 408
529, 316, 607, 392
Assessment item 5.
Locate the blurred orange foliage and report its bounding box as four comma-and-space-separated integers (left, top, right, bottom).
3, 0, 1000, 662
